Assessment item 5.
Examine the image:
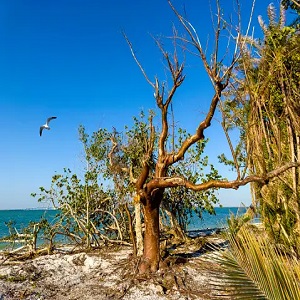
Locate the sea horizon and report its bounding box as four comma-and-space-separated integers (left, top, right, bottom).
0, 206, 248, 241
0, 207, 57, 211
0, 205, 248, 211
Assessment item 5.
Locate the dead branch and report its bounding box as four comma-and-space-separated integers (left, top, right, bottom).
153, 37, 185, 159
170, 90, 222, 166
164, 1, 243, 167
123, 32, 155, 89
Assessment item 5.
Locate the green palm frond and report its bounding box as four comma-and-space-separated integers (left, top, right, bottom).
209, 226, 300, 300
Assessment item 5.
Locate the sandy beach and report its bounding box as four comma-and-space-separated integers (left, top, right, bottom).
0, 236, 225, 300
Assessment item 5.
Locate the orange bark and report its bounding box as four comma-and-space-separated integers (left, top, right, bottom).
139, 194, 162, 273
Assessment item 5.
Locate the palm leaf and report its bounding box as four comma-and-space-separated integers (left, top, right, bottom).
209, 226, 300, 300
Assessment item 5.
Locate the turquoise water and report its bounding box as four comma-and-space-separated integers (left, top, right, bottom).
0, 209, 58, 240
0, 207, 244, 240
187, 206, 243, 230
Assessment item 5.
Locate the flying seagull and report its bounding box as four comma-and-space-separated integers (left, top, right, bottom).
40, 116, 57, 136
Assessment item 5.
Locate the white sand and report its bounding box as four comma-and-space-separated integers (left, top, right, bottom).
0, 243, 224, 300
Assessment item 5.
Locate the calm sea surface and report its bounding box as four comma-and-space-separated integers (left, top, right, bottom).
0, 209, 58, 239
0, 207, 245, 240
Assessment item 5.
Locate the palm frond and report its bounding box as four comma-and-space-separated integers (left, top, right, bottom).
209, 226, 300, 300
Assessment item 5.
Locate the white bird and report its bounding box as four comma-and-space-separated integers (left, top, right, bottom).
40, 116, 57, 136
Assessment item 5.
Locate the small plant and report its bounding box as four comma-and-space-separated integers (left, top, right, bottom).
227, 212, 251, 236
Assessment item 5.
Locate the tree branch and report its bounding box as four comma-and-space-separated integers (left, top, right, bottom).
153, 37, 185, 159
165, 1, 242, 167
136, 115, 155, 190
169, 88, 223, 165
123, 32, 155, 89
147, 162, 300, 191
168, 0, 212, 79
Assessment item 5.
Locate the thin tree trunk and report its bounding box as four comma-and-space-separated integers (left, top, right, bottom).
86, 188, 91, 249
134, 200, 143, 256
124, 203, 136, 257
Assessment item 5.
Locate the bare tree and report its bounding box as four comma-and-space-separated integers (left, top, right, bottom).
122, 0, 300, 273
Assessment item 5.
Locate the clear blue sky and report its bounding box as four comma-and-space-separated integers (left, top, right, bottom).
0, 0, 285, 209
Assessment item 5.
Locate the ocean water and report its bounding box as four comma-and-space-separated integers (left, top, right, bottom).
0, 207, 245, 241
0, 209, 58, 240
187, 206, 244, 230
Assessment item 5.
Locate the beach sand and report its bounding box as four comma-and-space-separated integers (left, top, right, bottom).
0, 237, 225, 300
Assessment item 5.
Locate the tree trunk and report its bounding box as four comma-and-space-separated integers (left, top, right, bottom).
139, 194, 162, 273
124, 203, 137, 257
134, 198, 143, 256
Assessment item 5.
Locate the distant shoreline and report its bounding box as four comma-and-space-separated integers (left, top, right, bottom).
0, 206, 244, 211
0, 208, 57, 211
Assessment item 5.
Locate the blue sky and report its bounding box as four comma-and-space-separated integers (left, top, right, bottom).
0, 0, 285, 209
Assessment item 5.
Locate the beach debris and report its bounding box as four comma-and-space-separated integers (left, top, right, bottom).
39, 116, 57, 136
